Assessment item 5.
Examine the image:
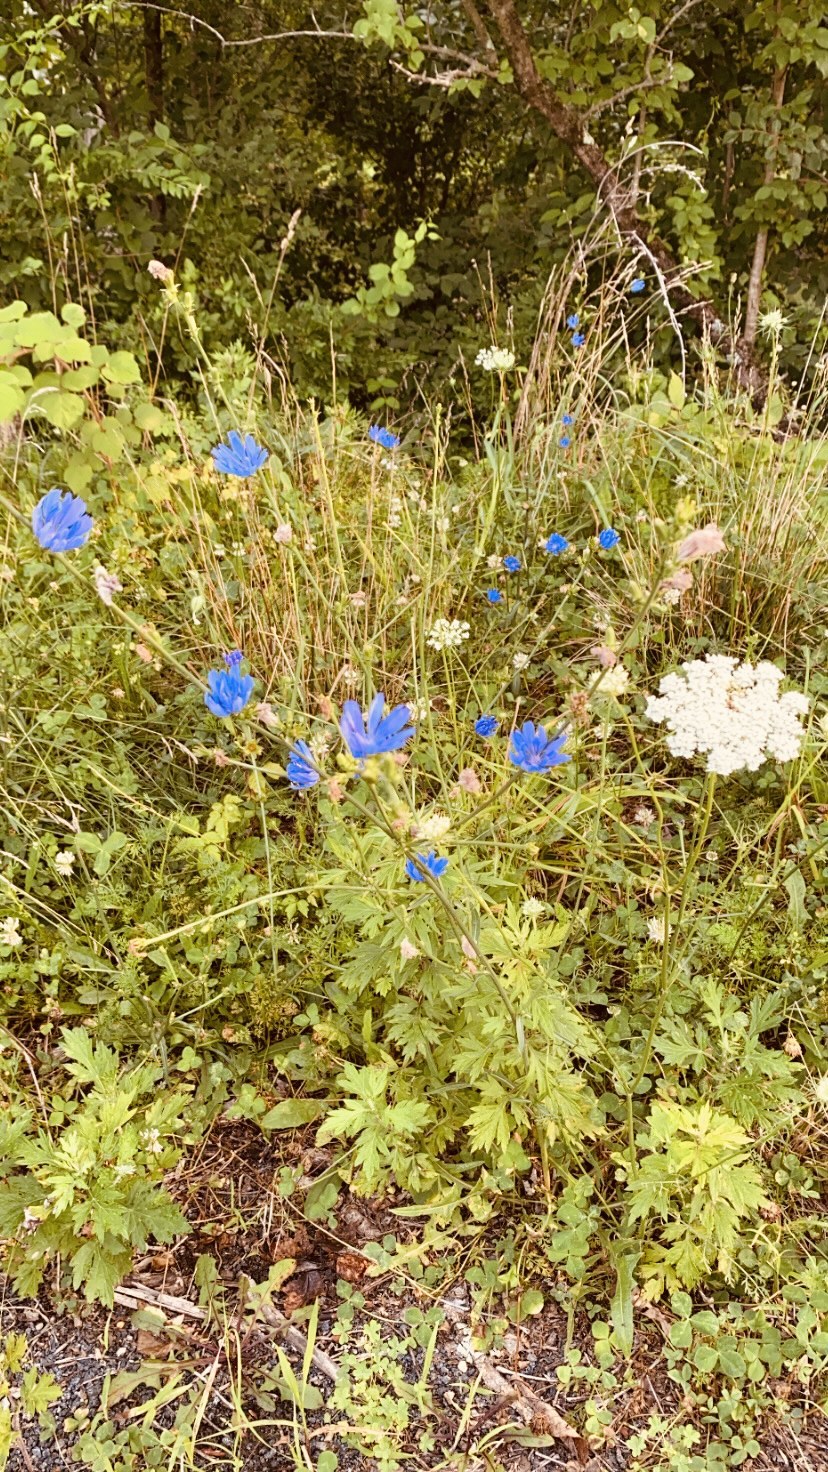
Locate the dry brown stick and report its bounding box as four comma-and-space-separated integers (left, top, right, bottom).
114, 1279, 340, 1383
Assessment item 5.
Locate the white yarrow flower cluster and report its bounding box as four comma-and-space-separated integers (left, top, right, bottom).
645, 655, 808, 776
427, 618, 470, 651
475, 346, 515, 373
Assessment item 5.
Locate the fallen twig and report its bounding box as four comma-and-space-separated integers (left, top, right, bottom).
115, 1278, 340, 1383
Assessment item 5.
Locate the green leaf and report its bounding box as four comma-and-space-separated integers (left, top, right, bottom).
93, 831, 129, 876
260, 1098, 325, 1130
718, 1348, 746, 1379
0, 375, 24, 423
669, 1319, 693, 1349
693, 1343, 718, 1372
610, 1246, 640, 1358
40, 389, 85, 429
667, 373, 686, 409
784, 869, 807, 927
101, 350, 141, 385
20, 1366, 62, 1416
303, 1174, 341, 1220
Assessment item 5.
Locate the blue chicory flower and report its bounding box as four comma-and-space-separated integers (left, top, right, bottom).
562, 414, 573, 426
571, 332, 586, 348
286, 739, 319, 790
211, 430, 268, 478
598, 527, 620, 550
405, 850, 449, 883
204, 662, 255, 718
486, 588, 503, 604
545, 533, 569, 556
340, 692, 414, 760
566, 314, 579, 329
508, 721, 570, 774
368, 425, 401, 450
475, 715, 499, 737
31, 488, 93, 553
630, 278, 645, 293
559, 435, 571, 448
503, 555, 521, 573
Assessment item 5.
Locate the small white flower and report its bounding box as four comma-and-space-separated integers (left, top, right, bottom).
455, 767, 482, 795
662, 586, 682, 606
475, 346, 515, 373
521, 897, 546, 922
759, 307, 787, 338
274, 523, 292, 545
407, 699, 430, 724
309, 733, 330, 763
632, 804, 656, 828
414, 812, 451, 843
647, 915, 668, 944
1, 916, 22, 947
140, 1127, 163, 1155
256, 702, 280, 730
93, 565, 122, 608
593, 664, 629, 700
231, 541, 246, 557
148, 259, 173, 283
400, 937, 420, 962
213, 541, 227, 557
486, 554, 501, 570
427, 618, 470, 652
512, 651, 530, 672
55, 850, 75, 877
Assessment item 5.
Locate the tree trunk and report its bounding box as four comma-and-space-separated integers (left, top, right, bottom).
481, 0, 768, 399
143, 6, 166, 224
742, 64, 787, 349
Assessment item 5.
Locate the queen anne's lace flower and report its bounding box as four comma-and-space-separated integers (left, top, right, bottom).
645, 655, 808, 776
475, 346, 515, 372
427, 618, 470, 651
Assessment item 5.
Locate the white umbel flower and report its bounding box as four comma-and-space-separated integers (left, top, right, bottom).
427, 618, 470, 651
645, 655, 808, 776
475, 346, 515, 373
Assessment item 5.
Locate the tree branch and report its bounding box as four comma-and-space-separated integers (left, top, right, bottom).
480, 0, 767, 397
